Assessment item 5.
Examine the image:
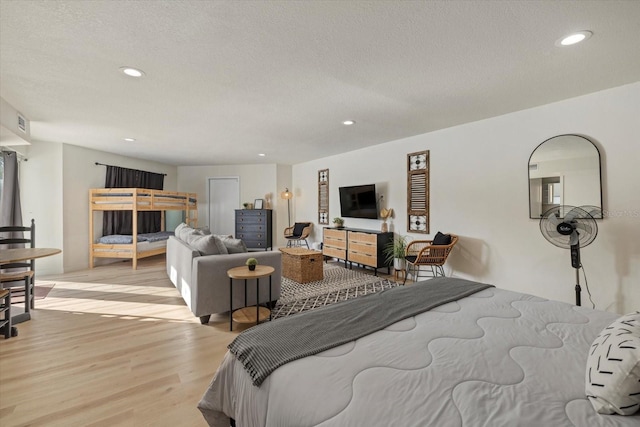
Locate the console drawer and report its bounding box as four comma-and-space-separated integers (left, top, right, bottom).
323, 246, 346, 259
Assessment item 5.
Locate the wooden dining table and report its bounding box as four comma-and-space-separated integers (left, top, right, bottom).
0, 247, 61, 324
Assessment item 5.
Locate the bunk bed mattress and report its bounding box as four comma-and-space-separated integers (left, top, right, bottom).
198, 287, 639, 427
97, 231, 174, 244
93, 240, 168, 253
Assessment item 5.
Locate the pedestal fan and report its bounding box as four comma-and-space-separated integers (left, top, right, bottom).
539, 206, 598, 306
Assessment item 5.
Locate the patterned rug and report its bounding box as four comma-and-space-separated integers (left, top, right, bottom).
8, 284, 54, 304
270, 263, 399, 320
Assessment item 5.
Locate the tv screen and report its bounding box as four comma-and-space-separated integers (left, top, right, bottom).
339, 184, 378, 219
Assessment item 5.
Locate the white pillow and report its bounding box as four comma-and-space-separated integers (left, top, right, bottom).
586, 311, 640, 415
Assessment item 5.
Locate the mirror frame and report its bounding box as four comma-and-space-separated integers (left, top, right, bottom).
528, 134, 603, 219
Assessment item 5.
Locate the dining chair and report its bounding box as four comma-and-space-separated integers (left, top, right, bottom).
0, 219, 36, 311
0, 288, 17, 338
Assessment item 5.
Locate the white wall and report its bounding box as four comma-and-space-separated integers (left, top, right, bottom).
20, 141, 64, 275
178, 164, 290, 246
276, 164, 293, 244
292, 82, 640, 314
20, 142, 177, 273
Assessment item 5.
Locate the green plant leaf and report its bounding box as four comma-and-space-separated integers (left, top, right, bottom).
383, 235, 407, 266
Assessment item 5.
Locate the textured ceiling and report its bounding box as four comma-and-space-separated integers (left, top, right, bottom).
1, 1, 639, 166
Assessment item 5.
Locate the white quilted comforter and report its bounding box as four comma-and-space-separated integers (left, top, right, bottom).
199, 287, 640, 426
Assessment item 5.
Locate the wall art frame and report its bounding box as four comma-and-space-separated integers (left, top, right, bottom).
407, 150, 430, 233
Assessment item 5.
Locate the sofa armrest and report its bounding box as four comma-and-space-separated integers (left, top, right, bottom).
166, 236, 200, 310
191, 251, 282, 317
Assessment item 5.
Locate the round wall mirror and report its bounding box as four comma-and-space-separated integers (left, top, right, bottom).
528, 134, 602, 219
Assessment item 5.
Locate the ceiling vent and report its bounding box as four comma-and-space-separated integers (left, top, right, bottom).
529, 163, 538, 171
17, 113, 27, 133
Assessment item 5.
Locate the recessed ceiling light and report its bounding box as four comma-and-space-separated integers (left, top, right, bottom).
556, 31, 592, 47
343, 120, 355, 126
124, 137, 136, 142
258, 153, 266, 157
119, 67, 145, 77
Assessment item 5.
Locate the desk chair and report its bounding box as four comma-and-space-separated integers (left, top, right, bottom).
0, 219, 36, 313
284, 222, 313, 248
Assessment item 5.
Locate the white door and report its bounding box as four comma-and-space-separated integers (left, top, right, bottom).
208, 177, 240, 236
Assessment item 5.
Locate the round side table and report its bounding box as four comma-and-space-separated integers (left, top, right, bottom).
227, 265, 274, 331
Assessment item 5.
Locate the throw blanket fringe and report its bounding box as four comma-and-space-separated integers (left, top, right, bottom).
228, 277, 493, 386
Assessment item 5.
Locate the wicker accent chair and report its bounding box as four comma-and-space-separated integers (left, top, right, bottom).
404, 233, 458, 283
284, 222, 313, 249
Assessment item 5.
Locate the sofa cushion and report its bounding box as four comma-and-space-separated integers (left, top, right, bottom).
293, 222, 310, 237
187, 234, 229, 256
221, 237, 248, 254
196, 226, 212, 235
214, 234, 233, 239
175, 222, 203, 242
174, 222, 188, 240
433, 231, 452, 246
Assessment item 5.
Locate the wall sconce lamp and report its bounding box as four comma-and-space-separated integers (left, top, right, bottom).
281, 188, 293, 227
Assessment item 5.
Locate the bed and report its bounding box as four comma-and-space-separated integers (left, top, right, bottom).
198, 278, 639, 426
89, 188, 197, 269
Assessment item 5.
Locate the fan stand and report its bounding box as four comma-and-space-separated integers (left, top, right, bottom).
571, 243, 581, 306
574, 268, 581, 306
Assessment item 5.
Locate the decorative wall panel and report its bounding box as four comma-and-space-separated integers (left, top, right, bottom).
318, 169, 329, 225
407, 151, 429, 233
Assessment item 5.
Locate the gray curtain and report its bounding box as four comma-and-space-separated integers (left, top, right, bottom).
0, 151, 23, 231
1, 151, 25, 282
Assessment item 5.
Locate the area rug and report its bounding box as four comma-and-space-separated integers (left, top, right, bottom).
270, 263, 399, 320
8, 284, 55, 304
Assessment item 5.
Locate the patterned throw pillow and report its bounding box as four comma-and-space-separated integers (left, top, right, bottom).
586, 311, 640, 415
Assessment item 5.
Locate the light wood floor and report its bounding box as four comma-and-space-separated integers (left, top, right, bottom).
0, 256, 397, 426
0, 256, 238, 427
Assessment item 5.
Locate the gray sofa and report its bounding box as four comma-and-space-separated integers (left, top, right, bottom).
166, 233, 282, 324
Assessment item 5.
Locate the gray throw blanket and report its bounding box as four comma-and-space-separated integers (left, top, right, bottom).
228, 277, 493, 386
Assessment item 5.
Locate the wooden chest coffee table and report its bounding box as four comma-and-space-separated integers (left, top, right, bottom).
280, 247, 323, 283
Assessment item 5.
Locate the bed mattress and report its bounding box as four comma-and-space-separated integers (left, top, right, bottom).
93, 240, 168, 252
97, 231, 174, 245
198, 287, 639, 426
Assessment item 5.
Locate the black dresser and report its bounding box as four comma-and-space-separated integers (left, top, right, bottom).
235, 209, 273, 251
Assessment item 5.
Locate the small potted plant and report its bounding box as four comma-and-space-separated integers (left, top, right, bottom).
242, 202, 250, 209
333, 217, 344, 228
246, 257, 258, 271
383, 234, 408, 271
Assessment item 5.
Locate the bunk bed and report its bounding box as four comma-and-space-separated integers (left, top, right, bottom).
89, 188, 197, 269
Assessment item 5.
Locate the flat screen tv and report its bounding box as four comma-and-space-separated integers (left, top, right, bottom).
339, 184, 378, 219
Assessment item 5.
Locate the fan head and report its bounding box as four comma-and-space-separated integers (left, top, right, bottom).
580, 205, 604, 219
540, 205, 598, 249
